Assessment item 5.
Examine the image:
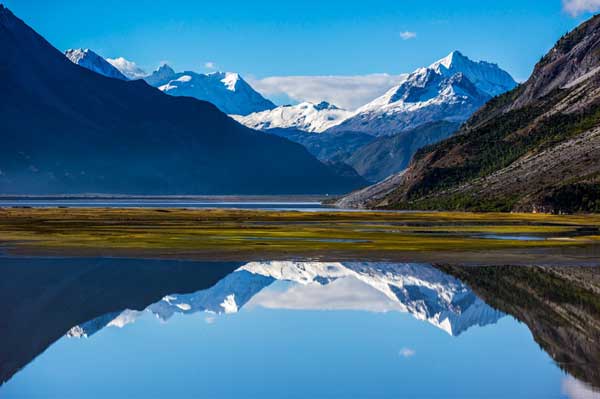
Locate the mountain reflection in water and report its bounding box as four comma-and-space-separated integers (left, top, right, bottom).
1, 257, 599, 398
68, 261, 504, 338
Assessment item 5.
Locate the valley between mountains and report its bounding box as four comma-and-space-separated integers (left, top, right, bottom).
1, 4, 600, 214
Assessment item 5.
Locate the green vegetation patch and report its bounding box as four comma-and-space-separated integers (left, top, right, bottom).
0, 208, 597, 259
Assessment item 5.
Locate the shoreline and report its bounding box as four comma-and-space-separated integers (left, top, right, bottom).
0, 207, 598, 266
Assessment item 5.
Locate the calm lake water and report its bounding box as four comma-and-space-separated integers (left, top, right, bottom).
0, 257, 598, 398
0, 198, 335, 211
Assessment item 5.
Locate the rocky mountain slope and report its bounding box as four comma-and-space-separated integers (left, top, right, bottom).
65, 48, 128, 80
337, 15, 600, 212
265, 128, 375, 162
144, 64, 276, 115
0, 5, 365, 195
233, 101, 353, 132
342, 121, 460, 182
327, 51, 516, 137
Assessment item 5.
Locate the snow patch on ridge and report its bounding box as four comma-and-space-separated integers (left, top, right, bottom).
232, 101, 353, 133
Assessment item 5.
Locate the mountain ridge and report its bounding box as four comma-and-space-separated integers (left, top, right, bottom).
65, 48, 129, 81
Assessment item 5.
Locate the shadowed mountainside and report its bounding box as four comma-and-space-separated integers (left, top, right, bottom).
0, 257, 241, 385
0, 5, 365, 195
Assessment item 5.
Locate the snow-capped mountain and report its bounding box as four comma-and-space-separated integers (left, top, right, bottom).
144, 65, 276, 115
64, 49, 128, 80
67, 261, 504, 337
106, 56, 148, 80
328, 51, 517, 136
232, 101, 353, 133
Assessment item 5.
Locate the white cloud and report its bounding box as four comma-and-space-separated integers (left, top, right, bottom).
561, 376, 600, 399
246, 277, 406, 312
205, 61, 217, 70
563, 0, 600, 16
106, 57, 148, 80
398, 347, 416, 358
248, 73, 407, 110
400, 31, 417, 40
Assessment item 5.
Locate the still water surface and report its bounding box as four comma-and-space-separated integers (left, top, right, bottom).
0, 198, 334, 211
0, 257, 598, 398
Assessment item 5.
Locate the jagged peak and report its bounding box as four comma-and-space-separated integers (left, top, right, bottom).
434, 50, 466, 69
154, 63, 175, 75
429, 50, 497, 71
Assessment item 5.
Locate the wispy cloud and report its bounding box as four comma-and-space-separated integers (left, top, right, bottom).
398, 348, 416, 358
205, 61, 217, 70
562, 0, 600, 16
248, 73, 407, 110
106, 57, 148, 79
561, 375, 600, 399
400, 31, 417, 40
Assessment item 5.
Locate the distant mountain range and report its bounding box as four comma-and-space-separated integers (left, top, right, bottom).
232, 52, 515, 183
235, 51, 516, 138
66, 50, 275, 116
0, 5, 365, 195
66, 43, 517, 185
67, 261, 505, 338
336, 14, 600, 212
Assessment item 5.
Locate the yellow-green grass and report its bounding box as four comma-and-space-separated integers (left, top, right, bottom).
0, 208, 598, 261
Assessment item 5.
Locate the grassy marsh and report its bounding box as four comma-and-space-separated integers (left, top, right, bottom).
0, 207, 599, 262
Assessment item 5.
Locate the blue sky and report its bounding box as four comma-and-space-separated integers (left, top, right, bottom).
4, 0, 599, 107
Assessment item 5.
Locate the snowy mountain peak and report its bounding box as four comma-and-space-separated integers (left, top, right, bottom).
65, 48, 128, 81
428, 50, 516, 97
232, 101, 353, 133
142, 67, 275, 115
432, 50, 468, 70
67, 262, 504, 338
328, 51, 517, 136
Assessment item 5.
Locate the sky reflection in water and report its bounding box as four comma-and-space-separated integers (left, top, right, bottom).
1, 259, 598, 399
